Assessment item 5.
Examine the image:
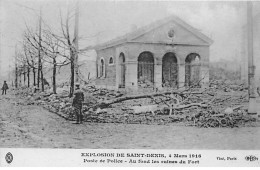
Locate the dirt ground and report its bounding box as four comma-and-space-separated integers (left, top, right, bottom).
1, 91, 260, 149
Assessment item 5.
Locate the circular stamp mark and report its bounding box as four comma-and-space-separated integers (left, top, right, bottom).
5, 152, 13, 164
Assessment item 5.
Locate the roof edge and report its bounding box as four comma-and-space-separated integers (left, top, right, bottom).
84, 14, 214, 51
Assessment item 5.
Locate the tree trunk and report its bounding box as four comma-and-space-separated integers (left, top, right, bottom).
23, 65, 26, 85
38, 9, 42, 88
69, 49, 75, 98
19, 70, 22, 87
74, 1, 79, 83
32, 60, 36, 86
93, 90, 205, 109
27, 66, 30, 87
37, 60, 41, 88
53, 58, 57, 94
41, 67, 44, 92
15, 65, 18, 88
33, 67, 36, 86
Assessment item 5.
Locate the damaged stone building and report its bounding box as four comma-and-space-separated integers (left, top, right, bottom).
93, 15, 213, 90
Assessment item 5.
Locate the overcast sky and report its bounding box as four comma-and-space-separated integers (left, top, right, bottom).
0, 0, 259, 78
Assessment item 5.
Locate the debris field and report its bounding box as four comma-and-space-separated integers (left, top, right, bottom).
15, 80, 257, 128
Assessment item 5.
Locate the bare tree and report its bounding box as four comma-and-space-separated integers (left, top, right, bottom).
40, 30, 70, 94
14, 47, 18, 88
21, 1, 82, 96
59, 6, 77, 97
23, 27, 45, 91
46, 4, 80, 97
23, 38, 38, 88
15, 51, 27, 88
23, 24, 71, 94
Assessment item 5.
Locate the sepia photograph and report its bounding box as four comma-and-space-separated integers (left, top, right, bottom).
0, 0, 260, 167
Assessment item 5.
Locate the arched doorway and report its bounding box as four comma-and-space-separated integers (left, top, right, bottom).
138, 52, 154, 87
185, 53, 201, 87
162, 52, 178, 88
119, 53, 125, 88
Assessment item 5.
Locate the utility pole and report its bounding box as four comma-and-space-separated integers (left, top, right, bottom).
74, 0, 79, 83
247, 1, 257, 114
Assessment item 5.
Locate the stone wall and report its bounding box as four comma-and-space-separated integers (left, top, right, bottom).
95, 47, 117, 88
95, 42, 210, 90
124, 43, 210, 89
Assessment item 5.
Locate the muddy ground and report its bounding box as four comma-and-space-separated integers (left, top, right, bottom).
1, 91, 260, 149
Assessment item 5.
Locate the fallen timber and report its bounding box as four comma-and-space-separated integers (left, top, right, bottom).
14, 81, 257, 128
89, 89, 210, 109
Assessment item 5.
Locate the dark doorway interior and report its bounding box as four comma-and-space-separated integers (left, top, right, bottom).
138, 52, 154, 87
162, 52, 178, 88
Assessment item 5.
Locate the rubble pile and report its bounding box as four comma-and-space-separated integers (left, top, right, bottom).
13, 81, 257, 128
82, 86, 125, 101
84, 108, 185, 124
209, 80, 247, 92
82, 89, 253, 127
14, 86, 35, 98
138, 80, 154, 88
186, 109, 256, 128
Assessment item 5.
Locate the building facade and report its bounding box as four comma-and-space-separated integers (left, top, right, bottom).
93, 15, 213, 90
